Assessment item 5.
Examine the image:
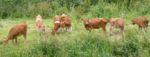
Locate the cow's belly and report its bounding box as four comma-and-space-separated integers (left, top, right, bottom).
92, 26, 100, 28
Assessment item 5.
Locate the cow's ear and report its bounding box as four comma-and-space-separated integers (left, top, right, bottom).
60, 16, 65, 19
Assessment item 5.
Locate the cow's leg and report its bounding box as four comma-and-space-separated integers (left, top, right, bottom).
56, 27, 60, 33
102, 27, 106, 33
86, 28, 91, 32
86, 27, 91, 33
12, 39, 15, 44
110, 26, 114, 36
15, 38, 18, 44
60, 23, 65, 32
144, 27, 147, 33
64, 27, 67, 32
137, 26, 142, 34
141, 28, 146, 38
65, 27, 68, 32
69, 27, 72, 32
66, 27, 69, 32
51, 30, 56, 35
23, 32, 27, 40
60, 27, 64, 32
88, 30, 91, 33
138, 26, 142, 31
121, 27, 124, 38
67, 26, 72, 32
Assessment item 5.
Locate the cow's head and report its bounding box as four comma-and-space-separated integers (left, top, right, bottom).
131, 19, 136, 25
36, 15, 42, 19
54, 15, 60, 21
82, 18, 89, 25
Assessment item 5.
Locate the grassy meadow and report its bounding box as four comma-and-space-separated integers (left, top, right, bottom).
0, 0, 150, 57
0, 18, 149, 57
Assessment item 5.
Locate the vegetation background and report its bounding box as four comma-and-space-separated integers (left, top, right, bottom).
0, 0, 150, 57
1, 0, 150, 19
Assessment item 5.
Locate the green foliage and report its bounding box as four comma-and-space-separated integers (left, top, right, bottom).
0, 0, 150, 57
112, 31, 142, 57
1, 0, 150, 19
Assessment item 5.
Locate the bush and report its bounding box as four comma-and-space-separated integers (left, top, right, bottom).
112, 30, 142, 57
1, 0, 150, 18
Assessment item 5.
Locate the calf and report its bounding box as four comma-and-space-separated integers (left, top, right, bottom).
109, 18, 124, 36
60, 14, 72, 32
3, 22, 27, 45
82, 18, 107, 33
51, 15, 61, 35
35, 15, 45, 32
132, 16, 149, 32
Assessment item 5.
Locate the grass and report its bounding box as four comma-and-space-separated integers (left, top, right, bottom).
1, 0, 150, 57
0, 18, 150, 57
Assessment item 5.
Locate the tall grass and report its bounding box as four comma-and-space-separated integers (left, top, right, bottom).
0, 0, 150, 57
0, 19, 150, 57
1, 0, 150, 19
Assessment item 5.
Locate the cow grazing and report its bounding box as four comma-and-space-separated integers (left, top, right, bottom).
35, 15, 45, 32
60, 14, 72, 32
82, 18, 107, 33
51, 15, 61, 35
51, 14, 72, 35
132, 16, 149, 32
3, 21, 27, 45
109, 18, 124, 36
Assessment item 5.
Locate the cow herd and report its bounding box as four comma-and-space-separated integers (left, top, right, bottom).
2, 14, 149, 45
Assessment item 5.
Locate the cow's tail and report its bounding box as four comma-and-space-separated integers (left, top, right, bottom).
146, 20, 149, 26
146, 20, 149, 24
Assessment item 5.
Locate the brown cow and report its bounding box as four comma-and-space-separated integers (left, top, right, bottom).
82, 18, 107, 33
3, 21, 27, 45
51, 15, 61, 35
132, 16, 149, 32
109, 18, 124, 36
51, 14, 72, 35
35, 15, 45, 32
60, 14, 72, 32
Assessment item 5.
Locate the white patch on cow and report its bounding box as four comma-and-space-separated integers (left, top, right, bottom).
62, 14, 68, 17
68, 27, 72, 32
54, 21, 60, 23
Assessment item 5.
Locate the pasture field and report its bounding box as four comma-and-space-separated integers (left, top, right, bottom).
0, 18, 149, 57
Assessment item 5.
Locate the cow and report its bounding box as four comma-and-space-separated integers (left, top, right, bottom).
51, 14, 72, 35
132, 16, 149, 32
35, 15, 45, 32
3, 21, 27, 45
82, 18, 107, 33
109, 18, 124, 36
51, 15, 61, 35
60, 14, 72, 32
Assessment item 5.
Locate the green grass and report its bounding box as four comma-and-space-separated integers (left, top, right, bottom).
1, 0, 150, 57
0, 18, 149, 57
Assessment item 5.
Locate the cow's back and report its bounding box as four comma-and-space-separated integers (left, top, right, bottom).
7, 23, 27, 39
88, 18, 101, 28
